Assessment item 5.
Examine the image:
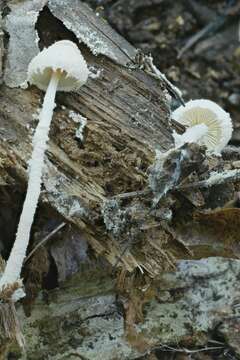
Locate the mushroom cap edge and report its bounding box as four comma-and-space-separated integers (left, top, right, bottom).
28, 40, 89, 92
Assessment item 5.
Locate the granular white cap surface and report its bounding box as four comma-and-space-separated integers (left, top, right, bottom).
172, 99, 233, 153
28, 40, 89, 91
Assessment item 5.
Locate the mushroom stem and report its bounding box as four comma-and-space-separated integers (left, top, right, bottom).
173, 123, 208, 148
0, 71, 60, 291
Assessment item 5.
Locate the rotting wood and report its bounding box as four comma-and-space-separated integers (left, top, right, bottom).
0, 1, 240, 359
48, 0, 137, 67
9, 257, 240, 359
0, 1, 174, 274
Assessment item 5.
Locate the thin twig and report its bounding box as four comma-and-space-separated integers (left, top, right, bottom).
24, 222, 66, 263
134, 51, 185, 105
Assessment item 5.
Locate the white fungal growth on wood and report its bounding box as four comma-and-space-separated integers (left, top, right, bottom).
43, 162, 89, 220
69, 110, 87, 141
88, 66, 103, 79
172, 99, 233, 154
32, 108, 41, 121
149, 147, 188, 205
0, 40, 89, 298
68, 199, 87, 217
20, 80, 28, 89
204, 169, 240, 187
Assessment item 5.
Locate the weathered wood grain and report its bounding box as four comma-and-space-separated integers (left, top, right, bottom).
0, 3, 173, 271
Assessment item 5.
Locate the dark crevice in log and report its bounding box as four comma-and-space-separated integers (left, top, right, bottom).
36, 6, 80, 50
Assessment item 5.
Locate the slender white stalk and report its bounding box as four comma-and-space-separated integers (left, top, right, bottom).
173, 123, 208, 148
0, 72, 59, 289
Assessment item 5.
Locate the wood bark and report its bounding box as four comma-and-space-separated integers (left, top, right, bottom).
0, 1, 175, 273
0, 1, 240, 359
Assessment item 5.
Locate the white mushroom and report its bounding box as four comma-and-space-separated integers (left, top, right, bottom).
0, 40, 89, 296
172, 99, 233, 154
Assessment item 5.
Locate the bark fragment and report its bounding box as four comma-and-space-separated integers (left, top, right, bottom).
3, 0, 47, 88
10, 257, 240, 360
48, 0, 137, 66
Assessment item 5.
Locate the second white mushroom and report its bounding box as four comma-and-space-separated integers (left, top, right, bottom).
172, 99, 233, 154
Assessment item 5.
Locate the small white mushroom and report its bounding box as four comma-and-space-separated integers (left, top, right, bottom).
172, 99, 233, 154
0, 40, 89, 296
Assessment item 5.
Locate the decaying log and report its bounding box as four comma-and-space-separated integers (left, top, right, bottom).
0, 0, 175, 273
15, 257, 240, 359
0, 1, 240, 359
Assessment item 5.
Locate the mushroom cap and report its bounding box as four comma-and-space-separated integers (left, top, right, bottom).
172, 99, 233, 153
28, 40, 89, 91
